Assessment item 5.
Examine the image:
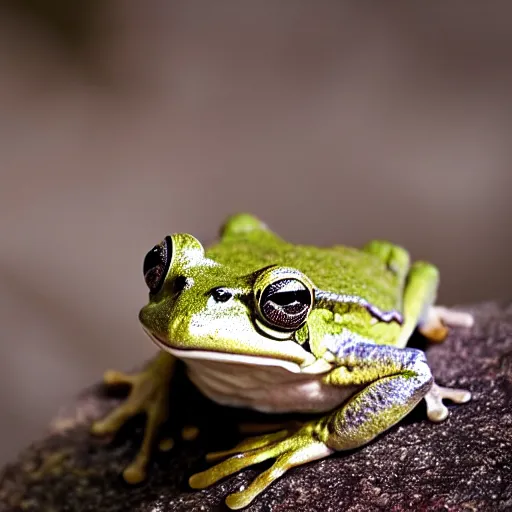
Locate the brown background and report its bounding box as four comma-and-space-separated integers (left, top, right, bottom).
0, 1, 511, 466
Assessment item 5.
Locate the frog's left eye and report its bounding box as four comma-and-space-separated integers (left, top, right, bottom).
258, 278, 313, 331
143, 236, 172, 294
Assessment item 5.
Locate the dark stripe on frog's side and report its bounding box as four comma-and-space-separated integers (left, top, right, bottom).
314, 290, 403, 325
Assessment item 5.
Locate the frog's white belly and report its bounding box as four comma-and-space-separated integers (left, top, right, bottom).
184, 358, 360, 413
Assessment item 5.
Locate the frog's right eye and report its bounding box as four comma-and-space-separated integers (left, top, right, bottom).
258, 279, 312, 331
143, 236, 172, 294
254, 267, 314, 333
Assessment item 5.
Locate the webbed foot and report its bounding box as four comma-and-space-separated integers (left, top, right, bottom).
189, 423, 332, 510
419, 306, 474, 343
91, 353, 175, 483
424, 382, 471, 422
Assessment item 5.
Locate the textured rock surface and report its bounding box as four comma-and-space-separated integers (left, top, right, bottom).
1, 302, 511, 512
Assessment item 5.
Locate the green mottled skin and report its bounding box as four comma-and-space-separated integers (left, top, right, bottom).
211, 228, 400, 308
209, 216, 404, 350
92, 213, 473, 510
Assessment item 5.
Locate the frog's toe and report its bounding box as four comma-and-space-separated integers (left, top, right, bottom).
123, 402, 169, 483
433, 306, 474, 328
181, 425, 200, 441
90, 403, 138, 436
190, 440, 287, 489
418, 321, 449, 344
91, 370, 137, 435
224, 442, 332, 510
206, 429, 289, 462
419, 306, 474, 343
91, 364, 171, 483
123, 454, 149, 484
191, 426, 333, 509
425, 382, 471, 422
103, 369, 136, 385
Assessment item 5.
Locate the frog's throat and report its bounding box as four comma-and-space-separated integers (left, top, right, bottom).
144, 330, 328, 374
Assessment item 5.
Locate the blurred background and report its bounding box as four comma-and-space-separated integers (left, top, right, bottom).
0, 1, 511, 466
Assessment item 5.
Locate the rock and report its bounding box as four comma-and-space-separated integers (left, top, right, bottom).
1, 302, 511, 512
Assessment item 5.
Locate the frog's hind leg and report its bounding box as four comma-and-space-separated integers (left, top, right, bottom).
395, 260, 474, 347
390, 261, 473, 416
362, 240, 410, 291
394, 261, 440, 348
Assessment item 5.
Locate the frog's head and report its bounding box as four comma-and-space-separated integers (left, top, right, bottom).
138, 233, 319, 371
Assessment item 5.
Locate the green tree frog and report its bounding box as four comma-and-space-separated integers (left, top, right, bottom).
92, 213, 473, 509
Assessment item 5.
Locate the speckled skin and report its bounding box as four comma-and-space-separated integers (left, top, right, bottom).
91, 213, 474, 509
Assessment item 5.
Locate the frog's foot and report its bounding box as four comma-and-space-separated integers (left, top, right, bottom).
91, 356, 174, 484
424, 382, 472, 422
419, 306, 474, 343
190, 424, 333, 510
236, 420, 303, 435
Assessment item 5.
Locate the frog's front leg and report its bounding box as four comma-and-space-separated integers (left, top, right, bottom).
321, 340, 469, 446
397, 261, 474, 347
91, 351, 175, 483
190, 342, 469, 509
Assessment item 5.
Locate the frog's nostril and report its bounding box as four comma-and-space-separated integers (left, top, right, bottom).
211, 287, 233, 303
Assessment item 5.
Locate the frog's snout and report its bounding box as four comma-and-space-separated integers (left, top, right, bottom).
138, 305, 151, 327
138, 303, 174, 342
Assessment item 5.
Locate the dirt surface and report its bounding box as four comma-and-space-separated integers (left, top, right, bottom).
1, 302, 511, 511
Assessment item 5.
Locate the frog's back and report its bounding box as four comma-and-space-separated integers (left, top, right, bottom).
206, 233, 402, 312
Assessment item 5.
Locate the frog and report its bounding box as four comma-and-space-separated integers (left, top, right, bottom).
91, 213, 473, 510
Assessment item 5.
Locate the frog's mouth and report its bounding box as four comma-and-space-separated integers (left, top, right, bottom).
143, 329, 329, 374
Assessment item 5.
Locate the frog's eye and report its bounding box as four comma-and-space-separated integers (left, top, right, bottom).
143, 236, 172, 294
258, 278, 312, 331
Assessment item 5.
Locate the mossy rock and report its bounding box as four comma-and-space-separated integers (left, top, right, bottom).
1, 302, 511, 511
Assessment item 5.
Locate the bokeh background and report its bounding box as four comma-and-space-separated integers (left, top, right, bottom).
0, 1, 511, 467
